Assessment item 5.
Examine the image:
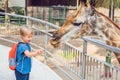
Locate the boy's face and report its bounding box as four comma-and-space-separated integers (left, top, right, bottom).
21, 34, 33, 43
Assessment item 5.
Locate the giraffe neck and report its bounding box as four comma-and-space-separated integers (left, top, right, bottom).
90, 11, 120, 47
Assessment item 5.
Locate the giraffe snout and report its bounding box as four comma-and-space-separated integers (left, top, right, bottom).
50, 39, 60, 48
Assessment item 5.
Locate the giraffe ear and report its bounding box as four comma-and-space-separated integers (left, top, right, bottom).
86, 2, 95, 16
90, 6, 95, 16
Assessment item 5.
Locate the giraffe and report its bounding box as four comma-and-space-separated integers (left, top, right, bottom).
50, 1, 120, 64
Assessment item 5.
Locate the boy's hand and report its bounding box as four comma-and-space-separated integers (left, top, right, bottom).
39, 50, 44, 54
37, 50, 44, 54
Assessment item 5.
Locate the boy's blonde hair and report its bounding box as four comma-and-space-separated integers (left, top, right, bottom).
20, 26, 34, 36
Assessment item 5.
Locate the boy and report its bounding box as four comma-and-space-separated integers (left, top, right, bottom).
15, 26, 44, 80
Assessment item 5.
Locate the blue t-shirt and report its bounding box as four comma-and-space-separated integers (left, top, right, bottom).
16, 42, 31, 74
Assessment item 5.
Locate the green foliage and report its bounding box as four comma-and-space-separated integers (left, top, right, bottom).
9, 7, 25, 15
60, 51, 77, 60
88, 0, 120, 8
115, 0, 120, 8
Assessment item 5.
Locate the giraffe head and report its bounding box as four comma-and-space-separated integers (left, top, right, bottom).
50, 1, 97, 48
73, 2, 96, 27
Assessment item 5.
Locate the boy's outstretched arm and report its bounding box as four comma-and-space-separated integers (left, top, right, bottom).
24, 50, 44, 57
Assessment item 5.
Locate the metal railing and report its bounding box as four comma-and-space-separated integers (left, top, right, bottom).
0, 12, 120, 80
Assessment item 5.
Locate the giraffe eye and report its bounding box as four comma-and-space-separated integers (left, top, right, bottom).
72, 22, 82, 26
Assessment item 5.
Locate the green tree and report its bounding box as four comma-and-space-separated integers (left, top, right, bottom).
87, 0, 120, 8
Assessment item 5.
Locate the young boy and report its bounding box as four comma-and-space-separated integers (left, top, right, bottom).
15, 26, 44, 80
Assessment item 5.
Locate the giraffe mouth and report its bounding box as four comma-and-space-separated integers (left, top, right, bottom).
50, 39, 60, 48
